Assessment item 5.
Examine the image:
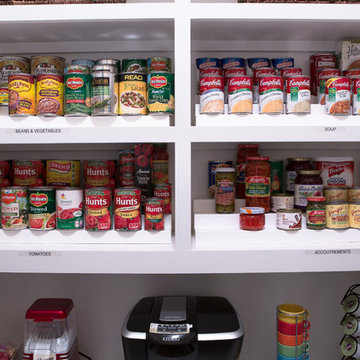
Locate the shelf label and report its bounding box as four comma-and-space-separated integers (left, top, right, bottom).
11, 128, 64, 134
305, 249, 356, 255
19, 251, 61, 257
323, 127, 346, 133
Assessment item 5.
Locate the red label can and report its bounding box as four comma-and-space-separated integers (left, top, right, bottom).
224, 68, 247, 85
145, 197, 164, 231
0, 161, 11, 187
199, 76, 224, 114
325, 76, 351, 115
353, 78, 360, 114
310, 53, 336, 95
85, 188, 112, 231
119, 150, 135, 175
119, 174, 135, 187
253, 67, 276, 85
11, 160, 45, 187
280, 68, 302, 78
343, 69, 360, 78
200, 68, 223, 78
259, 76, 284, 114
84, 160, 117, 189
286, 75, 311, 114
114, 187, 141, 231
153, 184, 172, 214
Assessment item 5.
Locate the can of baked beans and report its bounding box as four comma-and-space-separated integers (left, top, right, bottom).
144, 197, 164, 231
253, 68, 276, 104
1, 187, 28, 230
259, 75, 284, 114
153, 183, 172, 214
12, 160, 45, 187
36, 74, 64, 116
28, 187, 56, 230
46, 160, 81, 188
317, 68, 341, 105
56, 188, 83, 230
199, 76, 224, 114
114, 187, 141, 231
310, 53, 337, 95
228, 76, 253, 114
84, 160, 117, 189
271, 57, 294, 70
286, 75, 311, 114
221, 58, 246, 70
8, 74, 35, 116
325, 76, 351, 115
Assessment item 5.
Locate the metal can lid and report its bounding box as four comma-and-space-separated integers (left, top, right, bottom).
215, 167, 235, 173
91, 64, 117, 73
247, 156, 270, 161
240, 207, 265, 215
307, 197, 326, 202
287, 157, 311, 162
296, 170, 321, 175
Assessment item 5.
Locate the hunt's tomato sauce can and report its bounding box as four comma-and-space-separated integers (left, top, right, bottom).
84, 160, 117, 189
114, 187, 141, 231
85, 188, 112, 231
153, 183, 172, 214
11, 160, 45, 187
145, 197, 164, 231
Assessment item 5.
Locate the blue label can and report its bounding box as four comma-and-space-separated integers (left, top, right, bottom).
271, 57, 295, 70
196, 58, 220, 70
208, 161, 233, 198
221, 57, 246, 69
247, 57, 270, 70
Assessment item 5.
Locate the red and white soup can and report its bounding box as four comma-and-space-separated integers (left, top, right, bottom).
253, 67, 276, 104
144, 197, 164, 231
227, 76, 253, 114
286, 75, 311, 114
258, 75, 284, 114
325, 76, 351, 115
199, 76, 224, 114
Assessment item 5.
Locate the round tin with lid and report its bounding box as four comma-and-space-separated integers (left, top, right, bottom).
342, 315, 360, 337
239, 206, 265, 231
294, 170, 323, 211
271, 193, 294, 213
276, 208, 302, 231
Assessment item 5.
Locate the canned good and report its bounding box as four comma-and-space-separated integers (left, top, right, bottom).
247, 58, 270, 71
12, 160, 45, 187
85, 188, 112, 231
147, 72, 174, 114
224, 68, 247, 86
122, 58, 146, 73
253, 67, 276, 104
228, 76, 253, 114
326, 76, 351, 115
259, 75, 284, 114
324, 187, 348, 203
28, 187, 56, 230
317, 68, 341, 104
119, 173, 135, 187
196, 58, 220, 70
153, 183, 172, 214
96, 58, 121, 73
200, 68, 223, 78
350, 203, 360, 229
276, 208, 302, 231
199, 75, 224, 114
349, 188, 360, 203
71, 59, 95, 68
310, 53, 337, 95
271, 57, 294, 70
114, 187, 141, 231
147, 57, 172, 73
118, 150, 135, 176
270, 160, 283, 193
0, 161, 11, 188
306, 196, 326, 230
91, 64, 117, 73
221, 58, 246, 69
271, 193, 294, 213
215, 168, 236, 214
280, 68, 302, 78
119, 72, 147, 115
208, 161, 233, 198
83, 160, 117, 189
286, 75, 311, 114
1, 187, 28, 230
36, 74, 64, 116
31, 56, 65, 76
46, 160, 81, 188
56, 187, 84, 230
8, 74, 35, 116
353, 78, 360, 115
144, 197, 164, 231
326, 202, 349, 229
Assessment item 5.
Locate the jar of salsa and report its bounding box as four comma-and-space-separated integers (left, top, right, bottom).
295, 170, 323, 211
152, 143, 169, 184
245, 156, 271, 212
215, 168, 235, 213
236, 144, 259, 199
240, 207, 265, 231
286, 157, 312, 194
306, 196, 326, 230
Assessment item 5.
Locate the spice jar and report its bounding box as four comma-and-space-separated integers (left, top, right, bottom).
215, 168, 235, 213
294, 170, 323, 211
240, 207, 265, 231
245, 156, 271, 212
306, 196, 326, 230
286, 157, 312, 194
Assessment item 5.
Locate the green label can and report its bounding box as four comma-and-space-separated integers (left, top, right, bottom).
122, 58, 146, 73
56, 187, 84, 230
147, 72, 174, 114
28, 187, 56, 230
270, 160, 283, 193
1, 187, 28, 230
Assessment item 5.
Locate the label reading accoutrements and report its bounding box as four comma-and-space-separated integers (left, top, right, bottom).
245, 176, 271, 197
295, 184, 323, 207
306, 209, 326, 225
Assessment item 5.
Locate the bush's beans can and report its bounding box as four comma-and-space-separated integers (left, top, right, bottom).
325, 76, 351, 115
84, 160, 117, 189
199, 76, 224, 114
317, 68, 341, 104
147, 57, 172, 73
310, 53, 337, 95
96, 58, 121, 73
46, 160, 81, 188
247, 58, 270, 71
28, 187, 56, 230
286, 75, 311, 114
0, 161, 11, 188
271, 57, 294, 70
153, 183, 172, 214
326, 203, 349, 229
85, 188, 112, 231
353, 78, 360, 115
196, 58, 220, 70
145, 197, 164, 231
65, 65, 92, 116
31, 56, 65, 76
1, 187, 28, 230
8, 74, 35, 116
12, 160, 45, 187
56, 187, 84, 230
221, 58, 246, 70
208, 160, 233, 198
122, 58, 146, 73
119, 73, 147, 115
259, 75, 284, 114
36, 74, 64, 116
147, 72, 174, 114
228, 76, 253, 114
253, 68, 276, 104
114, 187, 141, 231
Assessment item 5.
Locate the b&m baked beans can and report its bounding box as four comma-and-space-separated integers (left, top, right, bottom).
46, 160, 81, 188
153, 183, 172, 214
145, 197, 164, 231
84, 160, 117, 189
8, 74, 35, 116
85, 188, 112, 231
114, 187, 141, 231
221, 58, 246, 69
56, 188, 84, 230
12, 160, 45, 187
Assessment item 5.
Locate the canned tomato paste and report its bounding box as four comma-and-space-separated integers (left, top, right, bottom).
12, 160, 45, 187
28, 187, 56, 230
36, 74, 64, 116
228, 76, 253, 114
114, 187, 141, 231
1, 187, 28, 230
145, 197, 164, 231
8, 74, 35, 116
259, 75, 284, 114
153, 183, 172, 214
56, 188, 83, 230
326, 76, 351, 115
46, 160, 81, 188
84, 160, 117, 188
119, 73, 147, 115
85, 188, 112, 231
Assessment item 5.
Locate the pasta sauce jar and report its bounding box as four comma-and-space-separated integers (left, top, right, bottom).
245, 156, 271, 213
294, 170, 323, 211
215, 168, 235, 213
239, 207, 265, 231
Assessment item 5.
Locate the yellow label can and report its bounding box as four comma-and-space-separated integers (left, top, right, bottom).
326, 203, 349, 229
36, 74, 64, 116
350, 203, 360, 229
46, 160, 81, 188
8, 73, 35, 116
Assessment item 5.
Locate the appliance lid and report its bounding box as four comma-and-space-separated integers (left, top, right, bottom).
25, 298, 74, 322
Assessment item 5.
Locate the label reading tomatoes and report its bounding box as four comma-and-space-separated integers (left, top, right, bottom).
245, 176, 271, 197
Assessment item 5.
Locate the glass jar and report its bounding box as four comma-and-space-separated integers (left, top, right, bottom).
152, 143, 169, 184
294, 170, 323, 211
286, 157, 312, 193
236, 144, 259, 199
306, 196, 326, 230
245, 156, 271, 212
215, 168, 235, 213
239, 207, 265, 231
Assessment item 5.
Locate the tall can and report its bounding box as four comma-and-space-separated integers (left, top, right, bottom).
114, 187, 141, 231
153, 183, 172, 214
145, 197, 164, 231
147, 72, 174, 114
11, 160, 45, 187
147, 57, 172, 73
28, 187, 56, 230
8, 74, 35, 116
36, 74, 64, 116
0, 161, 11, 188
56, 188, 84, 230
1, 187, 28, 230
270, 160, 283, 194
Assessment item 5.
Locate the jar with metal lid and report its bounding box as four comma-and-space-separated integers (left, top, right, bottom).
215, 168, 235, 213
239, 207, 265, 231
294, 170, 323, 211
306, 196, 326, 230
326, 202, 349, 229
286, 157, 312, 193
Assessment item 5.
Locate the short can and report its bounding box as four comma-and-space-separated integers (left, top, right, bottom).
317, 68, 341, 105
326, 76, 351, 115
353, 78, 360, 115
286, 75, 311, 114
71, 59, 95, 68
147, 57, 172, 73
349, 188, 360, 203
324, 187, 348, 203
208, 160, 233, 198
271, 57, 294, 70
83, 160, 117, 189
36, 74, 64, 116
276, 208, 302, 231
259, 75, 284, 114
350, 203, 360, 229
247, 58, 270, 71
96, 58, 121, 73
56, 187, 84, 230
119, 72, 147, 115
153, 183, 172, 214
1, 187, 28, 230
85, 188, 112, 231
31, 55, 65, 76
12, 160, 45, 187
221, 58, 246, 70
8, 73, 35, 116
122, 58, 146, 73
280, 67, 303, 78
46, 160, 81, 188
147, 72, 174, 114
271, 193, 294, 213
326, 202, 349, 229
144, 197, 164, 231
28, 187, 56, 230
199, 75, 224, 114
196, 58, 220, 70
114, 187, 141, 231
228, 76, 253, 114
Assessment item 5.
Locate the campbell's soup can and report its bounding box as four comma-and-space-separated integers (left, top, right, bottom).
286, 75, 311, 114
259, 75, 284, 114
196, 58, 220, 70
224, 67, 247, 84
46, 160, 81, 188
145, 197, 164, 231
12, 160, 45, 187
200, 68, 223, 78
114, 187, 141, 231
228, 76, 253, 114
325, 76, 351, 115
153, 183, 172, 214
8, 74, 35, 116
310, 53, 337, 95
317, 68, 341, 105
199, 76, 224, 114
247, 58, 270, 71
56, 188, 84, 230
280, 68, 303, 78
221, 57, 246, 70
0, 161, 11, 188
36, 74, 64, 116
253, 68, 276, 104
85, 188, 113, 231
28, 187, 56, 230
353, 78, 360, 115
271, 57, 294, 70
1, 187, 28, 230
83, 160, 117, 188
